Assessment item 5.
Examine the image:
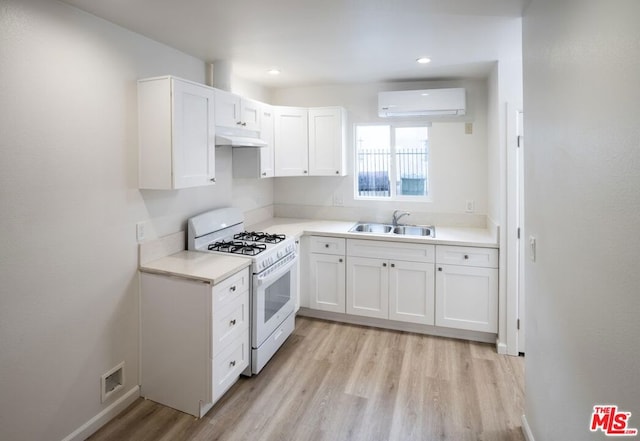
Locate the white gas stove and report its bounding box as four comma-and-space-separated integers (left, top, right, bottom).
187, 208, 297, 374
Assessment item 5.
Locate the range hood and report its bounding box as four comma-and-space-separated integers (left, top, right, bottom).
215, 134, 267, 148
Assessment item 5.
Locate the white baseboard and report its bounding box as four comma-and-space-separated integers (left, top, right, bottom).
60, 385, 140, 441
521, 414, 535, 441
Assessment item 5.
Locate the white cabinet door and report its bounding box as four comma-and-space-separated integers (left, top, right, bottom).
389, 260, 435, 325
213, 89, 241, 129
259, 105, 275, 178
214, 90, 260, 131
308, 107, 346, 176
346, 256, 389, 319
274, 107, 309, 176
240, 98, 261, 132
172, 80, 216, 188
309, 253, 346, 313
435, 264, 498, 333
138, 76, 215, 189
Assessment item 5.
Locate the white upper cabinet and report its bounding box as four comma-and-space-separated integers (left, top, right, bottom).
214, 89, 260, 131
308, 107, 347, 176
274, 106, 309, 176
138, 76, 216, 190
274, 106, 347, 177
232, 104, 275, 179
259, 105, 275, 177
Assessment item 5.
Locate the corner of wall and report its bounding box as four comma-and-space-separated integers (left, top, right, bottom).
60, 386, 140, 441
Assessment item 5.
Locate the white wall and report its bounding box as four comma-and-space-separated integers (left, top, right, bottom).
270, 79, 489, 227
0, 1, 272, 440
522, 1, 640, 440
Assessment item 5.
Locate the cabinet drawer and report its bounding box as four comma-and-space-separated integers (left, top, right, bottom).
347, 239, 435, 263
436, 245, 498, 268
213, 268, 250, 309
310, 236, 346, 255
212, 330, 249, 403
212, 292, 248, 356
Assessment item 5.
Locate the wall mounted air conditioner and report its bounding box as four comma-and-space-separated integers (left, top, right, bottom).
378, 88, 466, 117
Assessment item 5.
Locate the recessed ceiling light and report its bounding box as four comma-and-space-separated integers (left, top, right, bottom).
416, 57, 431, 64
267, 68, 281, 75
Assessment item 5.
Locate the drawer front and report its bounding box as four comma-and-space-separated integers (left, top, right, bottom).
213, 268, 250, 309
347, 239, 435, 263
212, 330, 249, 403
436, 245, 498, 268
212, 292, 249, 356
310, 236, 346, 255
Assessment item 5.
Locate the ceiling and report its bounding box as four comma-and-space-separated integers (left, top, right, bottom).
60, 0, 527, 88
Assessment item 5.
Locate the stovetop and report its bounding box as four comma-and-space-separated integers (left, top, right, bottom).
208, 239, 268, 256
187, 209, 297, 273
233, 231, 286, 244
198, 231, 296, 273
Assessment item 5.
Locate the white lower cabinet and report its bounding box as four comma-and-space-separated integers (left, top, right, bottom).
346, 239, 435, 325
140, 267, 250, 418
346, 256, 389, 319
303, 237, 499, 337
389, 259, 436, 325
308, 236, 346, 313
435, 245, 498, 333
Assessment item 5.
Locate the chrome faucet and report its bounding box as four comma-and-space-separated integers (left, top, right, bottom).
392, 210, 410, 226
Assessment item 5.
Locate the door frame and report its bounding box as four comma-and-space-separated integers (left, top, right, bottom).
506, 103, 525, 355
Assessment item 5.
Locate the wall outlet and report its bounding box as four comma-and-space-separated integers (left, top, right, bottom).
465, 200, 475, 213
333, 193, 344, 206
101, 362, 124, 403
136, 222, 147, 242
529, 236, 537, 262
465, 122, 473, 135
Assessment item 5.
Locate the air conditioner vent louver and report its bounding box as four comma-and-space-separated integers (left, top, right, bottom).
378, 88, 466, 118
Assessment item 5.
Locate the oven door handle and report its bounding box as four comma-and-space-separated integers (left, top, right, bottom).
254, 253, 297, 287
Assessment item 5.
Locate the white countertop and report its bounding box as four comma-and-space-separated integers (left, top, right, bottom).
248, 217, 498, 248
139, 250, 251, 285
139, 217, 497, 284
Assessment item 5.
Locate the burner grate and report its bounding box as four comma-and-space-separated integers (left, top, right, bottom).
233, 231, 286, 244
208, 240, 267, 256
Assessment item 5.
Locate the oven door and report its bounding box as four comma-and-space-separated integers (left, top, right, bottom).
252, 253, 297, 348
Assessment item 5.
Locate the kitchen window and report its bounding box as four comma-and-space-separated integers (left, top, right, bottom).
355, 124, 430, 200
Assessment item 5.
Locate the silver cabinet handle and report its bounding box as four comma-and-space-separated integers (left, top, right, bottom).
339, 258, 343, 263
382, 262, 387, 267
325, 244, 329, 248
303, 170, 308, 174
229, 285, 236, 292
464, 255, 469, 259
391, 263, 395, 268
229, 319, 236, 326
210, 178, 216, 182
262, 172, 267, 176
438, 267, 443, 271
229, 360, 236, 367
335, 170, 339, 174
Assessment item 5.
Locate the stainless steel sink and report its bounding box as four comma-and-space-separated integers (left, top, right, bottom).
350, 223, 393, 234
392, 225, 435, 237
349, 222, 435, 237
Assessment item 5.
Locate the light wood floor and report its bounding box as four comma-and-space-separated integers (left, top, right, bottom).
89, 317, 525, 441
